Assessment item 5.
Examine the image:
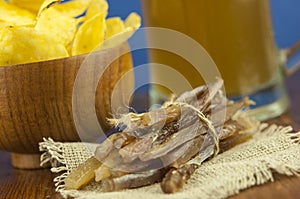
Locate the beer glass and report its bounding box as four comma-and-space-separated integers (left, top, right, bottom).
141, 0, 299, 121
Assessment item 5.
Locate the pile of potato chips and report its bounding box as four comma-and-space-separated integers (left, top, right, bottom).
0, 0, 141, 66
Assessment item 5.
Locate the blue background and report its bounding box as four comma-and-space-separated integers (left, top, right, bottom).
107, 0, 148, 86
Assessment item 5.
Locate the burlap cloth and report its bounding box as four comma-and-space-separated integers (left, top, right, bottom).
39, 123, 300, 199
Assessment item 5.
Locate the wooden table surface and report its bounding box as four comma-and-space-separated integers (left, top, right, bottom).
1, 70, 300, 199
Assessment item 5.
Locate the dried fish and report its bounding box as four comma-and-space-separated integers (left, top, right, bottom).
94, 134, 116, 162
95, 132, 136, 162
139, 123, 202, 161
95, 164, 111, 182
151, 121, 180, 147
64, 79, 259, 194
161, 164, 199, 194
160, 132, 252, 194
113, 157, 163, 173
103, 79, 226, 164
218, 131, 252, 153
64, 157, 102, 190
119, 135, 155, 163
113, 133, 136, 149
109, 103, 181, 134
101, 168, 168, 192
110, 78, 224, 137
175, 78, 224, 109
160, 136, 204, 168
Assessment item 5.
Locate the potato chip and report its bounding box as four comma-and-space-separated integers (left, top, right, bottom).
37, 0, 60, 17
35, 7, 77, 49
0, 0, 141, 66
85, 0, 108, 20
8, 0, 45, 14
0, 26, 68, 66
53, 0, 91, 18
105, 17, 125, 39
0, 20, 12, 29
125, 12, 141, 30
99, 13, 141, 50
0, 0, 35, 26
99, 28, 134, 51
72, 12, 106, 56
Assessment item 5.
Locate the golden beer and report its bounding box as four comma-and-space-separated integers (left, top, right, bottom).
142, 0, 289, 120
142, 0, 280, 96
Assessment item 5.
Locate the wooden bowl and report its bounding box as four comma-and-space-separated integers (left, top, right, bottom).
0, 42, 133, 169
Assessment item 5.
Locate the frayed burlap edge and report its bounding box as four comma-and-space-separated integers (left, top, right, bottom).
39, 124, 300, 199
39, 138, 96, 191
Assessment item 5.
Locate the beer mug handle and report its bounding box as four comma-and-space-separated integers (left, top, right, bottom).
282, 40, 300, 76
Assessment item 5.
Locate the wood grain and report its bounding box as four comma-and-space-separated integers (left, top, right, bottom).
0, 43, 133, 155
0, 155, 61, 199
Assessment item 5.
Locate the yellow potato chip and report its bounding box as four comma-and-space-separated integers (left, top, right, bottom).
105, 17, 125, 39
53, 0, 91, 18
35, 7, 77, 49
0, 0, 35, 26
0, 0, 141, 66
85, 0, 108, 20
0, 26, 68, 66
99, 13, 141, 50
72, 12, 106, 56
8, 0, 45, 14
125, 12, 141, 30
0, 20, 12, 29
37, 0, 60, 17
99, 28, 134, 50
